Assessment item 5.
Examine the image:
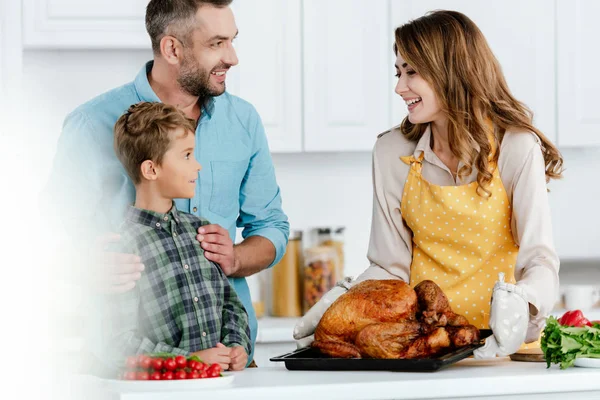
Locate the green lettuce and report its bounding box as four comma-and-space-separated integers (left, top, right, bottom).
541, 316, 600, 369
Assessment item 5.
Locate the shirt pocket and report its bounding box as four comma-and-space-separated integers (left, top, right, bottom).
209, 159, 248, 218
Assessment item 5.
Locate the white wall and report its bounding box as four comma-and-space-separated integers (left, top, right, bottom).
25, 50, 600, 280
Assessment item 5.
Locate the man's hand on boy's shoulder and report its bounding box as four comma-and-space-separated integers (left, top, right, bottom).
229, 345, 248, 371
192, 342, 232, 371
93, 233, 144, 293
196, 224, 238, 275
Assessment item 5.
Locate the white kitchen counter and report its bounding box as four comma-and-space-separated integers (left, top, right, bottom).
83, 358, 600, 400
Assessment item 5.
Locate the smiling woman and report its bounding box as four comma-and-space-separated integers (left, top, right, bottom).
295, 9, 563, 361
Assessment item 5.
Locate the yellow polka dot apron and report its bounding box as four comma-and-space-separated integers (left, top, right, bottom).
400, 152, 519, 329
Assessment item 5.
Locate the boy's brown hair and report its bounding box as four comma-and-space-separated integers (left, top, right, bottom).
114, 102, 197, 184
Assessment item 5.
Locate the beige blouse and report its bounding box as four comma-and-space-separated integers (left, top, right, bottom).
355, 125, 560, 341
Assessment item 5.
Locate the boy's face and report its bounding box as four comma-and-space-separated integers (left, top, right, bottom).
156, 128, 202, 199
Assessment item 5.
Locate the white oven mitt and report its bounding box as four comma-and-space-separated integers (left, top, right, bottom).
293, 277, 352, 349
474, 272, 529, 359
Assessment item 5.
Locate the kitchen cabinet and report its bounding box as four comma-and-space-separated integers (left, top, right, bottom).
303, 0, 391, 151
20, 1, 597, 151
23, 0, 150, 48
556, 0, 600, 147
390, 0, 556, 144
227, 0, 302, 153
1, 0, 23, 106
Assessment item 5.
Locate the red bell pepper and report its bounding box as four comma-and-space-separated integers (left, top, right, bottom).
558, 310, 593, 327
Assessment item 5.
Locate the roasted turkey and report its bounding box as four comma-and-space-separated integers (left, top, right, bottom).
312, 280, 480, 359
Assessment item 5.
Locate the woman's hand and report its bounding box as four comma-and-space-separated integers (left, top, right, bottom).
474, 273, 529, 358
293, 278, 352, 347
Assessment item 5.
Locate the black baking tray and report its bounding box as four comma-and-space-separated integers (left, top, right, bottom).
271, 329, 492, 372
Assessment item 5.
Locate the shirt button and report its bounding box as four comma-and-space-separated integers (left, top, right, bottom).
202, 332, 207, 337
163, 216, 168, 221
184, 264, 189, 270
194, 297, 199, 302
193, 207, 198, 212
173, 232, 177, 237
155, 222, 161, 228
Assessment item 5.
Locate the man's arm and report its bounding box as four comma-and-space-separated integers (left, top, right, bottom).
44, 111, 143, 292
231, 236, 275, 277
236, 107, 289, 269
197, 107, 289, 277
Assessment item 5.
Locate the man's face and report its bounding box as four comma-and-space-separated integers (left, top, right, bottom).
156, 128, 202, 199
177, 5, 239, 98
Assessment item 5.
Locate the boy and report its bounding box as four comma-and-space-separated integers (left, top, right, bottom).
105, 102, 250, 371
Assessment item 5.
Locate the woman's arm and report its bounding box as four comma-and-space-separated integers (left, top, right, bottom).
500, 132, 560, 342
355, 135, 414, 284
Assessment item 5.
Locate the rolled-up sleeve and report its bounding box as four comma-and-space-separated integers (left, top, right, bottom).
237, 108, 289, 267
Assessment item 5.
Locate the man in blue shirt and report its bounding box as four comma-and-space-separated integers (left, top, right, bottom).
45, 0, 289, 365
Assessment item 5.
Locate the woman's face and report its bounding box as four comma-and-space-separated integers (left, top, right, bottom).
395, 53, 444, 125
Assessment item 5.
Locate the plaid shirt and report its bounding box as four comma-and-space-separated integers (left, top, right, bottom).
104, 204, 251, 365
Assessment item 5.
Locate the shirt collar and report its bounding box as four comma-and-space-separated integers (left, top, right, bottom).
134, 60, 216, 119
125, 202, 182, 230
413, 123, 496, 163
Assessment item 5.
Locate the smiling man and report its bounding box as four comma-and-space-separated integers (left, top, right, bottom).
45, 0, 289, 366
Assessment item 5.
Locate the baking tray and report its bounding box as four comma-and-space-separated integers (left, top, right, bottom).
271, 329, 492, 372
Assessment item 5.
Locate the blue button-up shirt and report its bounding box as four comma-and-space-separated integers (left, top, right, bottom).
46, 61, 290, 361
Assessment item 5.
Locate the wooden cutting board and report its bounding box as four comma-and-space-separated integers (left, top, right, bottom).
509, 348, 545, 362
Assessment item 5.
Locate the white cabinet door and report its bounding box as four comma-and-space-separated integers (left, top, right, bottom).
303, 0, 391, 152
390, 1, 556, 144
557, 0, 600, 147
228, 0, 302, 153
23, 0, 150, 48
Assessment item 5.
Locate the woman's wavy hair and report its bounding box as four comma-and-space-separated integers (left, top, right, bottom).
394, 10, 563, 196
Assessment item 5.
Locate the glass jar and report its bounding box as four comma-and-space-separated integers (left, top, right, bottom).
271, 231, 303, 317
320, 227, 345, 279
302, 246, 338, 314
247, 273, 264, 318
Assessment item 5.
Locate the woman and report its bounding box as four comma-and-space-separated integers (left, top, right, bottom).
295, 10, 563, 357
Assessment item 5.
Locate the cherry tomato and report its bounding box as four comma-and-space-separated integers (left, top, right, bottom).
197, 362, 208, 371
187, 360, 198, 370
187, 370, 200, 379
136, 371, 150, 380
174, 370, 187, 380
138, 355, 152, 370
199, 370, 208, 379
164, 358, 177, 371
150, 371, 161, 381
151, 358, 164, 371
175, 355, 187, 368
208, 369, 220, 378
209, 363, 222, 374
161, 371, 174, 380
125, 356, 138, 369
123, 371, 137, 380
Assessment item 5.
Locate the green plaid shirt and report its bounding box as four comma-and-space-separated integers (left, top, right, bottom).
104, 204, 251, 364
